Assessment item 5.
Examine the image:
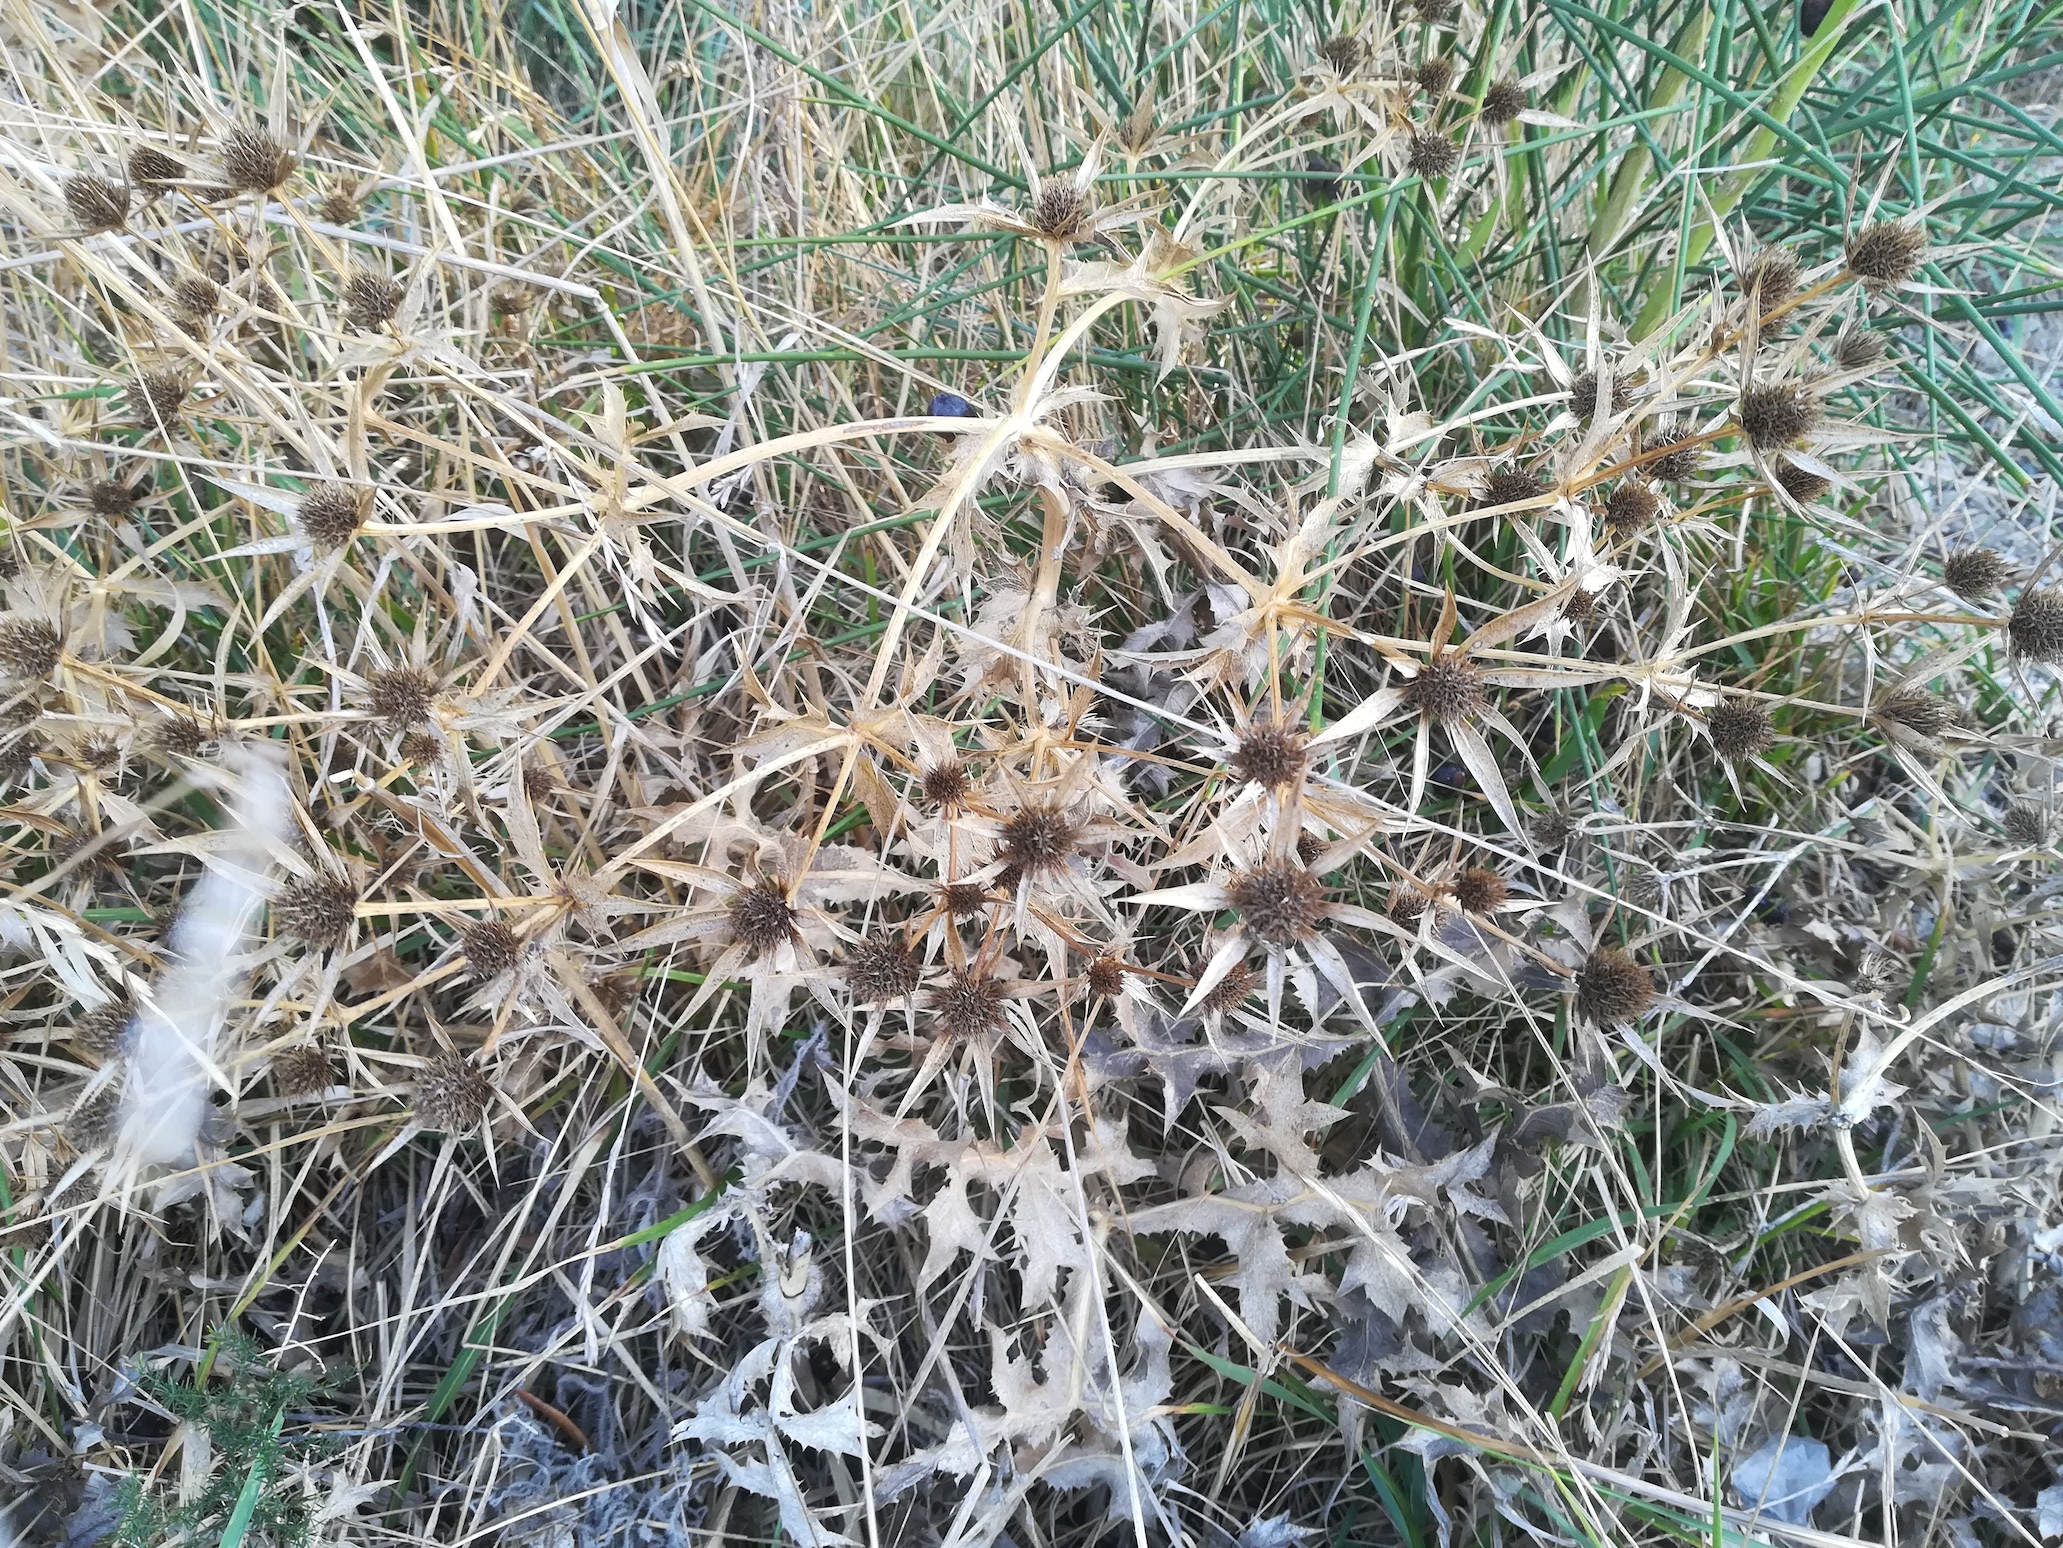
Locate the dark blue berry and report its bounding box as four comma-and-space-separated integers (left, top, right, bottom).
927, 392, 974, 418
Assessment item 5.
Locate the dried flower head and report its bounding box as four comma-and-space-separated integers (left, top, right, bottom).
1833, 324, 1887, 372
929, 968, 1006, 1041
1604, 479, 1662, 531
522, 760, 557, 799
1476, 463, 1544, 512
1409, 0, 1456, 21
939, 880, 990, 917
1388, 887, 1430, 928
1450, 865, 1508, 914
2008, 587, 2063, 663
1736, 382, 1819, 450
1645, 434, 1704, 483
846, 935, 920, 1002
219, 125, 297, 193
1200, 959, 1258, 1015
1480, 78, 1528, 124
1561, 587, 1601, 625
129, 369, 191, 428
921, 758, 972, 811
1575, 946, 1655, 1025
416, 1051, 493, 1133
298, 482, 368, 552
1942, 547, 2012, 602
489, 282, 534, 316
1855, 946, 1903, 994
2003, 802, 2050, 847
66, 1067, 126, 1148
728, 877, 799, 956
1085, 956, 1130, 999
998, 801, 1081, 877
273, 1041, 335, 1097
1226, 860, 1325, 948
398, 731, 444, 768
273, 874, 358, 947
0, 619, 62, 683
88, 478, 141, 518
1740, 247, 1800, 310
1030, 181, 1094, 243
343, 269, 404, 330
1403, 654, 1485, 723
1707, 701, 1773, 762
1230, 723, 1308, 790
318, 182, 363, 225
127, 146, 184, 191
1876, 687, 1954, 737
64, 174, 130, 233
461, 919, 524, 980
170, 275, 221, 321
1846, 220, 1927, 288
1413, 56, 1456, 96
366, 664, 440, 727
142, 716, 210, 758
1317, 35, 1368, 74
1407, 130, 1459, 180
1771, 458, 1830, 504
74, 998, 133, 1058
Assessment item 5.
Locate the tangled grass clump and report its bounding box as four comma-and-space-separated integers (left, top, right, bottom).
2, 1, 2061, 1545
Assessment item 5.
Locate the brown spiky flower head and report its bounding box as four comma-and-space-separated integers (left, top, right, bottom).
366, 664, 441, 728
1707, 700, 1773, 763
1317, 34, 1368, 74
416, 1051, 493, 1133
273, 1041, 335, 1098
1771, 459, 1830, 505
127, 145, 184, 193
1407, 131, 1459, 180
921, 757, 972, 812
1226, 860, 1325, 949
1450, 866, 1508, 914
128, 369, 191, 429
64, 175, 130, 234
461, 919, 524, 981
1229, 721, 1309, 791
1575, 946, 1655, 1026
1475, 464, 1544, 513
1846, 219, 1927, 289
1736, 382, 1820, 451
1645, 434, 1704, 484
298, 482, 369, 553
928, 968, 1006, 1043
997, 800, 1081, 879
727, 876, 799, 958
219, 125, 297, 193
2008, 587, 2063, 663
846, 935, 920, 1003
1569, 368, 1634, 421
1942, 547, 2011, 602
0, 618, 62, 684
1480, 78, 1528, 125
1413, 56, 1456, 96
1403, 652, 1485, 724
1740, 247, 1800, 311
343, 269, 404, 330
273, 873, 359, 947
1605, 479, 1662, 531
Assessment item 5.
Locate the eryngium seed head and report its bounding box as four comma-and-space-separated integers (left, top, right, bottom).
1407, 130, 1459, 180
1409, 0, 1456, 21
1403, 654, 1485, 723
88, 478, 140, 517
1476, 463, 1544, 512
1201, 959, 1258, 1015
1412, 55, 1456, 96
1645, 435, 1703, 483
1226, 859, 1325, 948
939, 881, 990, 916
273, 874, 358, 947
219, 125, 296, 192
127, 146, 184, 190
399, 731, 443, 767
1568, 368, 1634, 421
366, 664, 440, 727
1876, 688, 1954, 737
929, 969, 1005, 1041
1388, 887, 1430, 927
416, 1052, 492, 1132
74, 998, 133, 1058
0, 619, 61, 682
461, 919, 523, 980
1834, 324, 1887, 372
273, 1041, 334, 1097
1030, 181, 1093, 242
1771, 458, 1830, 504
1230, 723, 1308, 790
298, 482, 367, 552
1736, 382, 1819, 450
1450, 865, 1508, 913
319, 185, 362, 225
1708, 700, 1773, 762
1317, 34, 1368, 73
921, 758, 971, 810
2008, 587, 2063, 663
1605, 479, 1662, 530
343, 269, 403, 330
142, 716, 209, 758
1942, 547, 2012, 601
846, 935, 920, 1002
66, 1067, 126, 1147
1480, 78, 1528, 124
728, 878, 797, 956
129, 370, 190, 428
1575, 947, 1654, 1026
2004, 802, 2050, 847
999, 801, 1080, 875
171, 275, 221, 320
1846, 220, 1927, 288
64, 174, 130, 233
1085, 956, 1129, 999
1740, 247, 1800, 310
489, 282, 534, 316
1562, 587, 1601, 624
